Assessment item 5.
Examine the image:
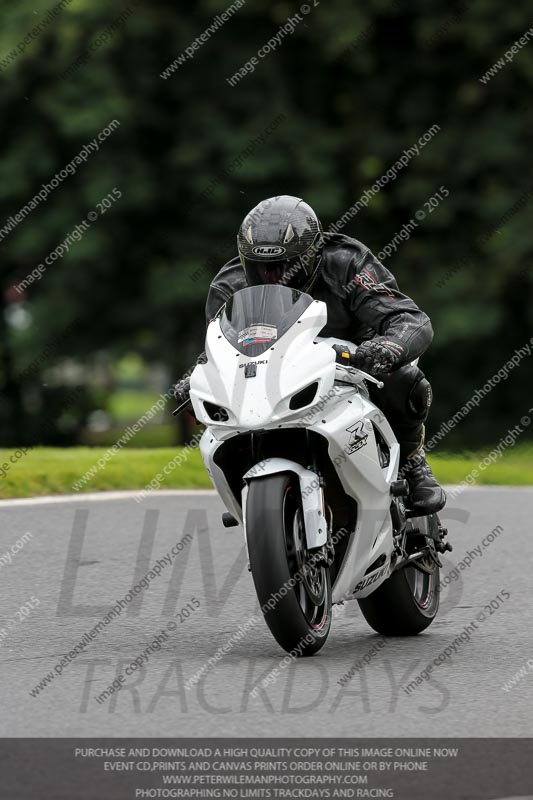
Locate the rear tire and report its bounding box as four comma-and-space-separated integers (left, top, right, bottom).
358, 555, 439, 636
246, 473, 332, 655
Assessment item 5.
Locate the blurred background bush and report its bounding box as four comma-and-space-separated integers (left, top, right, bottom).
0, 0, 531, 450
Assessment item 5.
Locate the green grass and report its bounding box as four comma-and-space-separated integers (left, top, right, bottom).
429, 446, 533, 487
0, 447, 211, 499
0, 445, 531, 499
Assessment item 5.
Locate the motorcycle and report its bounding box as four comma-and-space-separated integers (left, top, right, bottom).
178, 284, 451, 655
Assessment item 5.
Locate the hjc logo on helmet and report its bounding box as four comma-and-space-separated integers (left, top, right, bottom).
252, 245, 286, 256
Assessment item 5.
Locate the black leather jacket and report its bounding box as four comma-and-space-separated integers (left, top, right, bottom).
206, 232, 433, 367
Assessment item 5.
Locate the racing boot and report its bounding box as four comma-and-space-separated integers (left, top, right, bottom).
369, 366, 446, 514
402, 448, 446, 515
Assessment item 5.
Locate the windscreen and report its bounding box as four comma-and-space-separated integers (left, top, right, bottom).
219, 285, 314, 356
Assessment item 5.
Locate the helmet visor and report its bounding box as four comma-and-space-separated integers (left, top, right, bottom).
243, 255, 314, 290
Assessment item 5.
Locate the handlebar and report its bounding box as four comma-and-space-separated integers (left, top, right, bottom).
334, 362, 384, 389
331, 344, 384, 388
172, 398, 193, 417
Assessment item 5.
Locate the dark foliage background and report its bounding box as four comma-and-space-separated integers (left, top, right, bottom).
0, 0, 531, 447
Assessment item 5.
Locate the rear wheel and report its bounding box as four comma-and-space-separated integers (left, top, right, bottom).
246, 473, 332, 655
358, 541, 440, 636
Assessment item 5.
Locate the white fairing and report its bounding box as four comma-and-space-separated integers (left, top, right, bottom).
192, 295, 400, 604
192, 300, 334, 431
243, 458, 327, 549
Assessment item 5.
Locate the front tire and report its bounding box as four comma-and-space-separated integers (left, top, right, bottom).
246, 473, 332, 656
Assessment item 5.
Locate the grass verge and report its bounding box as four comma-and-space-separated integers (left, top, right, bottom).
0, 445, 531, 499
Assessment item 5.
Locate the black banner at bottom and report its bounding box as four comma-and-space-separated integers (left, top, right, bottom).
1, 738, 532, 800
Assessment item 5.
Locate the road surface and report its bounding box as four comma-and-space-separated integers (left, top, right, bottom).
0, 487, 531, 737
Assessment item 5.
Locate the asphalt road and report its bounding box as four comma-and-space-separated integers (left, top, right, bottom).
1, 487, 532, 738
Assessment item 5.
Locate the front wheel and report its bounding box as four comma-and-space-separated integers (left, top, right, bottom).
358, 550, 440, 636
246, 473, 332, 656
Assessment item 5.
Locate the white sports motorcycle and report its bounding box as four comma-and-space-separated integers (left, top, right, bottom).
181, 284, 451, 655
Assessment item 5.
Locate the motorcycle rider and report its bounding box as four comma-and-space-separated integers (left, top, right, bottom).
175, 195, 445, 515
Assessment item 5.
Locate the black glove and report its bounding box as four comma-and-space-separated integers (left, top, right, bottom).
173, 352, 207, 406
350, 338, 406, 375
173, 377, 191, 406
